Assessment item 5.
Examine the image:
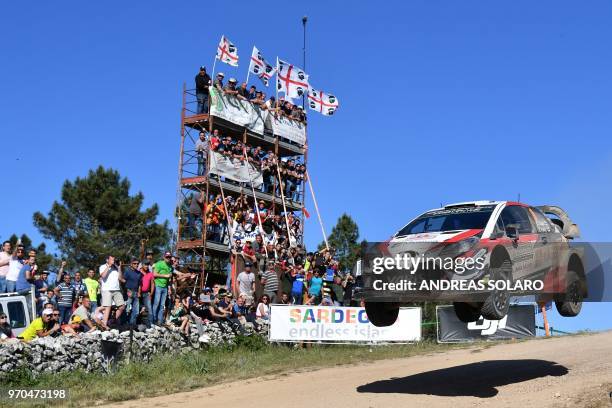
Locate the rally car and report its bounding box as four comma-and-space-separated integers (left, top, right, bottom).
362, 200, 587, 327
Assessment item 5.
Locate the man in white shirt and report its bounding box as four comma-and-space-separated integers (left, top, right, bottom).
0, 241, 12, 293
99, 255, 125, 325
236, 262, 255, 306
6, 244, 25, 293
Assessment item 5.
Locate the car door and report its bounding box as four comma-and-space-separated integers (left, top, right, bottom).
499, 205, 538, 281
527, 207, 556, 279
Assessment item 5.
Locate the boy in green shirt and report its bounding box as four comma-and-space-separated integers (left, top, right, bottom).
83, 269, 100, 310
151, 252, 173, 325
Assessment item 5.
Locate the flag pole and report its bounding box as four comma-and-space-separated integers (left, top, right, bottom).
306, 170, 329, 250
302, 16, 307, 109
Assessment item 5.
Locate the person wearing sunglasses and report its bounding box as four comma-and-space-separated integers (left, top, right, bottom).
0, 314, 13, 340
19, 309, 60, 342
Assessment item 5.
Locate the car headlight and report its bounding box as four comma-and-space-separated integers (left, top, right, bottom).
442, 236, 480, 258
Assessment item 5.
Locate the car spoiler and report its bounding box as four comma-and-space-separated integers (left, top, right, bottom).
536, 205, 580, 239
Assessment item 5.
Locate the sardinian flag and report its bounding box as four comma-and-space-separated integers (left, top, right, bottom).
276, 58, 309, 99
216, 35, 239, 66
307, 85, 339, 116
249, 46, 276, 87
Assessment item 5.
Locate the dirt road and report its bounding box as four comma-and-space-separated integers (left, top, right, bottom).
108, 331, 612, 408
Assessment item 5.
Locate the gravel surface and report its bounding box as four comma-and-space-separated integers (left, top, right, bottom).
106, 331, 612, 408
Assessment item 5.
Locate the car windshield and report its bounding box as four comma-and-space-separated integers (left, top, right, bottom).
395, 206, 494, 236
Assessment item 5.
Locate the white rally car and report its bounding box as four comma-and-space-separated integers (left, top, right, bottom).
362, 200, 587, 327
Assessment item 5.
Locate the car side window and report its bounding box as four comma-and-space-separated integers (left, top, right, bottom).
494, 215, 505, 235
500, 206, 535, 234
529, 207, 553, 233
7, 302, 26, 329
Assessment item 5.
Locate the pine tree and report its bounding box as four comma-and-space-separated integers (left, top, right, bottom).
33, 166, 171, 268
319, 213, 361, 272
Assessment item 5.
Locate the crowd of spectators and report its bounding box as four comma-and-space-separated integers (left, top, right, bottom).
0, 237, 360, 344
184, 190, 303, 248
193, 129, 306, 202
195, 66, 307, 124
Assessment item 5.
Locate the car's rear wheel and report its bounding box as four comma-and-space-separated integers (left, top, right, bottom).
555, 270, 584, 317
364, 302, 400, 327
481, 259, 512, 320
453, 302, 482, 323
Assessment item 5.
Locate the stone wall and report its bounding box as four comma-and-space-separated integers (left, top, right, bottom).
0, 321, 269, 378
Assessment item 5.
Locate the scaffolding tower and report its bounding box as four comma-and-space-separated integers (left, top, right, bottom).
174, 84, 307, 290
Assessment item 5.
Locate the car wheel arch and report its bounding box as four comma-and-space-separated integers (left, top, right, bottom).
568, 253, 587, 297
490, 245, 511, 272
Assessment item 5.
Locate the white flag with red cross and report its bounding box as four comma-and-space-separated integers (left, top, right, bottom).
249, 46, 276, 87
276, 58, 309, 100
307, 85, 339, 116
216, 35, 239, 67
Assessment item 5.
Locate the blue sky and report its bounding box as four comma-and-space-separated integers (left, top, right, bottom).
1, 1, 611, 332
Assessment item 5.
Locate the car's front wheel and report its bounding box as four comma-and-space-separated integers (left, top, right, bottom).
481, 259, 512, 320
364, 302, 400, 327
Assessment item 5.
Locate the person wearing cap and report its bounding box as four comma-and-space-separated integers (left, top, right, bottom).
191, 294, 213, 325
124, 258, 143, 325
236, 262, 255, 306
223, 78, 239, 96
19, 309, 60, 342
151, 252, 173, 326
195, 66, 211, 114
214, 72, 224, 91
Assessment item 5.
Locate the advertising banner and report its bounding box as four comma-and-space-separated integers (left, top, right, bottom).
209, 88, 265, 134
437, 304, 536, 343
264, 113, 306, 146
209, 152, 263, 187
269, 305, 421, 342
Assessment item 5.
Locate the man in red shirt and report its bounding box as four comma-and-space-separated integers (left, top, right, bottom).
241, 241, 257, 265
139, 262, 155, 328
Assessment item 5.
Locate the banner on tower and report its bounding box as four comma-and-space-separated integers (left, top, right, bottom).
264, 113, 306, 145
209, 87, 265, 134
209, 152, 264, 187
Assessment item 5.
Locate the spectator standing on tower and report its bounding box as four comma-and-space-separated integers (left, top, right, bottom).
195, 66, 211, 114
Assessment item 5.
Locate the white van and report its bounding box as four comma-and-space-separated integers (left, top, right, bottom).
0, 293, 32, 337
